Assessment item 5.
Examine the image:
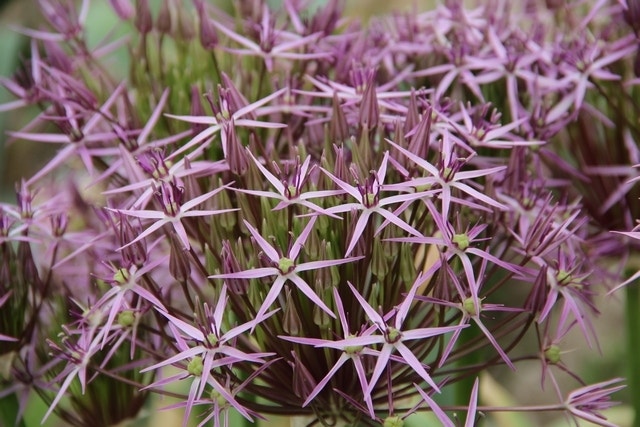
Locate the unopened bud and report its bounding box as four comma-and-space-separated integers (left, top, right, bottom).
226, 125, 249, 175
178, 9, 195, 40
195, 0, 218, 50
371, 237, 389, 279
156, 0, 173, 34
330, 92, 349, 142
544, 344, 561, 364
625, 0, 640, 33
359, 79, 379, 131
135, 0, 153, 34
189, 86, 207, 134
44, 41, 73, 73
18, 242, 40, 286
290, 351, 317, 399
169, 233, 191, 283
109, 0, 134, 20
283, 289, 302, 335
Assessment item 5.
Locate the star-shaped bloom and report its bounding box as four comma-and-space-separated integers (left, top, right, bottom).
322, 151, 427, 256
232, 149, 341, 216
43, 324, 108, 422
564, 379, 625, 427
109, 181, 237, 250
210, 217, 361, 322
385, 134, 507, 220
417, 260, 521, 370
211, 4, 332, 71
9, 82, 125, 185
279, 287, 375, 411
142, 285, 275, 426
415, 376, 479, 427
165, 79, 288, 160
91, 254, 169, 349
389, 200, 524, 293
312, 278, 465, 417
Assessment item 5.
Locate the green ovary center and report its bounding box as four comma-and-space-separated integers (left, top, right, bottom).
452, 233, 470, 251
545, 345, 561, 364
210, 389, 228, 407
187, 356, 204, 377
117, 310, 135, 327
113, 268, 130, 284
278, 257, 295, 274
385, 327, 402, 343
365, 192, 376, 207
462, 297, 479, 316
383, 415, 404, 427
207, 333, 218, 347
556, 270, 571, 285
287, 185, 298, 198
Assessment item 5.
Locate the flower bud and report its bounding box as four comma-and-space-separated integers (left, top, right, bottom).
178, 8, 196, 40
156, 0, 173, 35
215, 179, 237, 231
226, 124, 249, 175
290, 351, 317, 399
282, 289, 302, 335
625, 0, 640, 33
116, 212, 147, 268
18, 241, 40, 287
371, 236, 389, 279
329, 92, 349, 143
169, 233, 191, 283
109, 0, 134, 20
189, 85, 208, 134
44, 41, 73, 74
195, 0, 218, 50
135, 0, 153, 34
50, 213, 68, 237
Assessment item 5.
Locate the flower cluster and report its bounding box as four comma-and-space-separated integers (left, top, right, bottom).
1, 0, 638, 426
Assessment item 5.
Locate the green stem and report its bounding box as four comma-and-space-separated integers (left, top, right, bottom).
627, 284, 640, 427
453, 328, 482, 413
0, 393, 26, 427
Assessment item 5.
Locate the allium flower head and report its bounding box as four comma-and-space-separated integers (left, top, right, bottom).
0, 1, 636, 426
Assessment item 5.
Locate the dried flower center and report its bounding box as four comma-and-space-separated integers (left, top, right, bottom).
452, 233, 470, 251
278, 257, 296, 274
187, 356, 204, 377
544, 345, 561, 364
